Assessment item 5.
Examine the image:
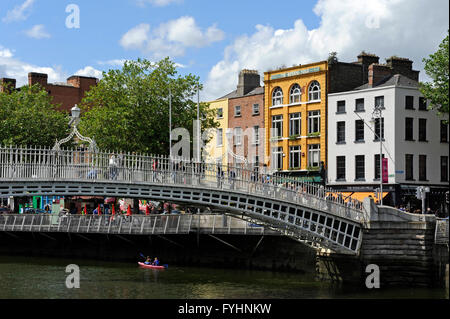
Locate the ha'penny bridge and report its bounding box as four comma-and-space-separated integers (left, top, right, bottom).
0, 145, 448, 287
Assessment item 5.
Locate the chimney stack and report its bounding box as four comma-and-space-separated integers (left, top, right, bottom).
28, 72, 48, 87
0, 78, 16, 93
237, 69, 260, 96
386, 56, 419, 81
368, 64, 392, 87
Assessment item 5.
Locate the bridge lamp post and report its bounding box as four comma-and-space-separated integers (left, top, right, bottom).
370, 106, 383, 206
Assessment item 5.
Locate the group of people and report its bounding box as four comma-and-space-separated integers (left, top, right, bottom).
144, 256, 160, 266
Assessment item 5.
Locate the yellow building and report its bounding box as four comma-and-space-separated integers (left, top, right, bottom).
264, 61, 328, 180
203, 97, 229, 165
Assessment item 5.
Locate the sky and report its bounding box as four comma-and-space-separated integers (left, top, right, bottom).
0, 0, 448, 101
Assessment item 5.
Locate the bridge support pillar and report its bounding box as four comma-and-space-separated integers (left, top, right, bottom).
317, 198, 448, 288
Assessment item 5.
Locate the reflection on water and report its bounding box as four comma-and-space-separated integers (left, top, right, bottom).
0, 256, 447, 299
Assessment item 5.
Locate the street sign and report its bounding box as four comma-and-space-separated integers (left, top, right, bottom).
382, 158, 388, 183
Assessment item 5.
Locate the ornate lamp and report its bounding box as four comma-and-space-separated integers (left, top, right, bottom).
53, 104, 98, 152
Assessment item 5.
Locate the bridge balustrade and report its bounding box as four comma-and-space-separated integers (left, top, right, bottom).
0, 213, 277, 236
0, 145, 365, 219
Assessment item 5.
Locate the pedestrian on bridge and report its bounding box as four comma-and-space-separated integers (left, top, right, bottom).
109, 155, 118, 180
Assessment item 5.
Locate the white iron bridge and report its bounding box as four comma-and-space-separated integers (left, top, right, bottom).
0, 145, 369, 255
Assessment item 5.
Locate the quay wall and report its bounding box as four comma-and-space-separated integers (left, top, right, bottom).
0, 231, 317, 274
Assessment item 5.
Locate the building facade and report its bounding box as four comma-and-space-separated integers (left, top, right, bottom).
264, 61, 328, 182
224, 70, 265, 169
203, 97, 229, 165
328, 62, 449, 211
1, 72, 98, 113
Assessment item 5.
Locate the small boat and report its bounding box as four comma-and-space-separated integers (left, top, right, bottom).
138, 262, 166, 269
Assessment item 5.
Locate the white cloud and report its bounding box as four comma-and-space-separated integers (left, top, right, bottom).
0, 45, 67, 86
202, 0, 449, 101
24, 24, 51, 39
120, 23, 150, 50
136, 0, 183, 7
2, 0, 35, 23
74, 66, 103, 79
120, 16, 225, 59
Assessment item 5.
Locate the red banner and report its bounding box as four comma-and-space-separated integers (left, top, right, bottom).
382, 158, 388, 183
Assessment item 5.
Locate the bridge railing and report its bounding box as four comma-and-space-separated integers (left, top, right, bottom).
0, 145, 366, 220
0, 213, 278, 236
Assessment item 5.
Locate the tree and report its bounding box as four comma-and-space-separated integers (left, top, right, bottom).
0, 84, 70, 146
420, 31, 449, 117
77, 57, 218, 155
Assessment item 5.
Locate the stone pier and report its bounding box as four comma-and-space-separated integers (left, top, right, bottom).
317, 198, 449, 288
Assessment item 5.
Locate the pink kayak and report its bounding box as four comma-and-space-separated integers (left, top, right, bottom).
138, 262, 166, 269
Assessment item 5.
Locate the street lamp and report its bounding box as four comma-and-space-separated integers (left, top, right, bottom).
370, 106, 383, 206
53, 104, 97, 152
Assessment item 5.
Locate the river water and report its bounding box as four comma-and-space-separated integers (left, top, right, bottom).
0, 255, 447, 299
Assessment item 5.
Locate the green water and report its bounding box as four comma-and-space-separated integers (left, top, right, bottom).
0, 256, 447, 299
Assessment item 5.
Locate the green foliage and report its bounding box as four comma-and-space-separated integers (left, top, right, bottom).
0, 84, 70, 147
78, 57, 218, 154
420, 31, 449, 117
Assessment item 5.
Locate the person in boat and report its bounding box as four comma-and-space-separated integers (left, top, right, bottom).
152, 257, 159, 266
144, 256, 152, 265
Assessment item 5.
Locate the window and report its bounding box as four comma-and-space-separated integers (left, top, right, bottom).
290, 84, 301, 104
234, 127, 242, 145
355, 120, 364, 142
272, 147, 283, 170
405, 117, 414, 141
405, 96, 414, 110
337, 100, 346, 113
234, 105, 241, 117
418, 118, 427, 141
252, 104, 260, 115
336, 121, 346, 143
336, 156, 346, 181
216, 128, 223, 147
375, 96, 384, 109
419, 155, 427, 181
271, 115, 283, 138
308, 144, 320, 168
355, 98, 365, 112
440, 121, 448, 142
374, 154, 385, 180
289, 145, 301, 169
272, 87, 283, 106
217, 108, 223, 119
308, 111, 320, 134
419, 97, 427, 111
355, 155, 365, 180
405, 154, 414, 180
308, 81, 321, 101
289, 113, 301, 136
441, 156, 449, 182
374, 118, 384, 141
253, 126, 260, 145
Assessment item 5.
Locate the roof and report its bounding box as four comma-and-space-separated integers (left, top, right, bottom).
218, 86, 264, 100
354, 74, 419, 90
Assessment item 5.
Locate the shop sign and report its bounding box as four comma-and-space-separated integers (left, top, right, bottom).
271, 67, 320, 80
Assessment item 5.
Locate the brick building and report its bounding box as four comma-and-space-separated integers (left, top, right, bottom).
222, 70, 265, 168
1, 72, 98, 113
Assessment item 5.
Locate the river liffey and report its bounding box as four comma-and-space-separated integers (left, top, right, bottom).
0, 255, 447, 299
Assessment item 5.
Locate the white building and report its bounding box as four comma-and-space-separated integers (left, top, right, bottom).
327, 69, 449, 211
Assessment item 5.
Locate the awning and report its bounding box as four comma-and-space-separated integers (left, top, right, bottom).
342, 191, 389, 202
